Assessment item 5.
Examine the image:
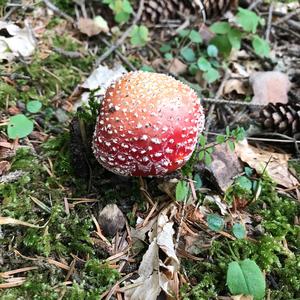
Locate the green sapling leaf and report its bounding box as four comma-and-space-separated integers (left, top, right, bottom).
227, 259, 266, 300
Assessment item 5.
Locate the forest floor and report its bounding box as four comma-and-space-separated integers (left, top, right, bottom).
0, 0, 300, 299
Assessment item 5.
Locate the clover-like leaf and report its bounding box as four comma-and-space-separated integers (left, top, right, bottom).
7, 114, 34, 139
207, 214, 224, 231
26, 100, 42, 113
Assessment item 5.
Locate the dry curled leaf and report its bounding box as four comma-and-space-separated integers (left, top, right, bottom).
125, 204, 179, 300
0, 21, 36, 61
235, 140, 299, 189
250, 71, 291, 105
223, 79, 247, 95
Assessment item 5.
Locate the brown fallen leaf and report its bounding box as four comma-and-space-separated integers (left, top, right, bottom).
168, 58, 187, 75
235, 140, 299, 189
223, 79, 247, 95
206, 143, 243, 192
250, 71, 291, 105
0, 216, 45, 228
78, 17, 108, 37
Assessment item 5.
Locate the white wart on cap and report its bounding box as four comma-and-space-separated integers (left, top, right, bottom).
92, 71, 205, 176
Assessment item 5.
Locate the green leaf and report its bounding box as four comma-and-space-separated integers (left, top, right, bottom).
194, 174, 202, 190
210, 22, 231, 34
226, 126, 230, 137
164, 52, 173, 60
207, 214, 224, 232
159, 44, 171, 53
180, 47, 195, 62
227, 259, 266, 300
227, 140, 235, 152
188, 63, 198, 75
251, 35, 270, 57
236, 8, 261, 33
7, 114, 34, 139
244, 167, 253, 177
26, 100, 42, 113
216, 135, 225, 143
203, 68, 220, 83
176, 180, 189, 201
140, 65, 155, 72
130, 25, 149, 46
228, 28, 242, 49
178, 29, 189, 37
115, 11, 130, 23
121, 0, 133, 13
197, 57, 211, 71
207, 44, 218, 57
236, 176, 252, 191
189, 30, 202, 43
199, 134, 206, 147
198, 150, 205, 160
211, 35, 232, 57
232, 223, 246, 239
204, 152, 212, 165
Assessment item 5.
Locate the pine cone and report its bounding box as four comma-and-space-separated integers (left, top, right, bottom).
141, 0, 237, 23
259, 103, 300, 136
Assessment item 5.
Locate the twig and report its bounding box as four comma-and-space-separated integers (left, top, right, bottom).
265, 1, 274, 42
100, 38, 136, 71
42, 0, 74, 23
274, 8, 300, 26
248, 0, 263, 10
52, 47, 83, 59
95, 0, 145, 66
0, 72, 31, 80
205, 70, 230, 132
273, 24, 300, 40
206, 132, 300, 144
202, 97, 264, 106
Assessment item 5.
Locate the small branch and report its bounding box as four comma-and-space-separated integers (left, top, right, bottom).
42, 0, 74, 23
52, 47, 83, 59
100, 38, 136, 71
274, 8, 300, 26
265, 1, 274, 42
0, 72, 31, 80
203, 97, 264, 107
95, 0, 145, 66
248, 0, 263, 10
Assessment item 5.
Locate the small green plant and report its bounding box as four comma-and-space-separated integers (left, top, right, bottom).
198, 126, 246, 166
207, 214, 224, 232
130, 25, 149, 47
7, 100, 42, 139
232, 223, 247, 239
102, 0, 133, 23
227, 259, 266, 300
210, 8, 270, 58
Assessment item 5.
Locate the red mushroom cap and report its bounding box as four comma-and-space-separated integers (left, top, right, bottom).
92, 71, 205, 176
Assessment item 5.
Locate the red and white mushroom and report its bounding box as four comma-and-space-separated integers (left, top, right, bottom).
92, 71, 205, 176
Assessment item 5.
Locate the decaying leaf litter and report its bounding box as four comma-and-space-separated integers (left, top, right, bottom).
0, 0, 300, 299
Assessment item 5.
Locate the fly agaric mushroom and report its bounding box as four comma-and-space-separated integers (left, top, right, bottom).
92, 71, 205, 176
